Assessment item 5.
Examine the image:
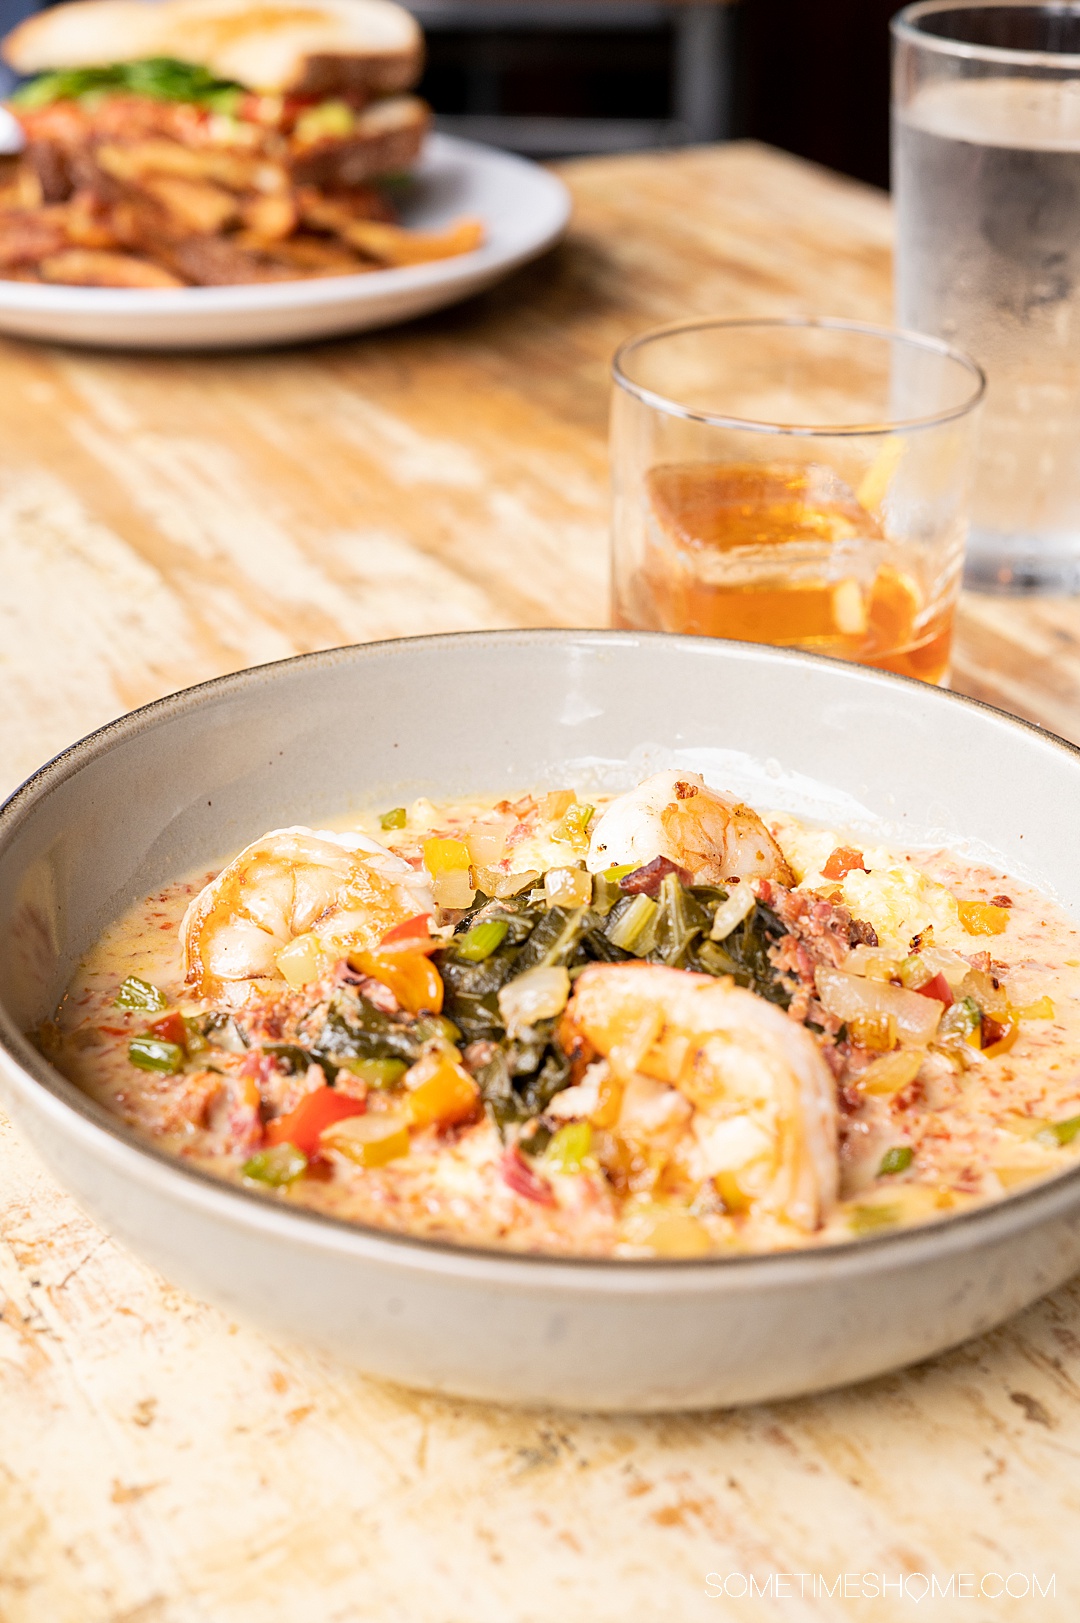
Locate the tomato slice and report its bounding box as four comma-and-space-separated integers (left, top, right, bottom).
265, 1087, 366, 1157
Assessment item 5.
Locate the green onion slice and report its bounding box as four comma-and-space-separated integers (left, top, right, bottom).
114, 976, 168, 1012
454, 919, 509, 962
128, 1035, 185, 1074
242, 1144, 308, 1186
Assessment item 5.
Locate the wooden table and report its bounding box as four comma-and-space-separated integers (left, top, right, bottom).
1, 143, 1079, 1622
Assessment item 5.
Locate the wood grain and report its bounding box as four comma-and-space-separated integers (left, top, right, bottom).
1, 142, 1078, 1621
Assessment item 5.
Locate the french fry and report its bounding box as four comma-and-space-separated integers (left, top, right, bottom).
337, 215, 484, 266
240, 192, 297, 241
95, 140, 279, 193
38, 248, 183, 287
136, 175, 239, 235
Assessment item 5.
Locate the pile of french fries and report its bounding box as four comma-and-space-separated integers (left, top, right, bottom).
0, 134, 484, 287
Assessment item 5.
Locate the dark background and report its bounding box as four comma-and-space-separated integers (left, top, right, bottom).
736, 0, 897, 187
0, 0, 901, 190
418, 0, 899, 188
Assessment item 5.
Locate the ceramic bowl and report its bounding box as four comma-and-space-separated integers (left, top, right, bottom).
0, 630, 1078, 1411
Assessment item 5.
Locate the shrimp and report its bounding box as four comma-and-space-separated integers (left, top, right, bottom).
563, 963, 838, 1231
180, 827, 433, 1003
586, 771, 794, 887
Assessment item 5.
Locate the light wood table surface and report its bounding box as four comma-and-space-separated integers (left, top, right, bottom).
1, 142, 1079, 1623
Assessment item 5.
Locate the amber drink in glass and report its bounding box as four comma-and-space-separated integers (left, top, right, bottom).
611, 318, 984, 683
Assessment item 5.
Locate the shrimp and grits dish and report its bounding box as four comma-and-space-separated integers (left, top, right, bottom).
41, 771, 1080, 1259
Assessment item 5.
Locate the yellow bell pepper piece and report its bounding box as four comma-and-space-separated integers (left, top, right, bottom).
714, 1171, 751, 1214
423, 838, 471, 874
1016, 995, 1055, 1020
322, 1113, 410, 1168
956, 899, 1010, 936
406, 1052, 480, 1127
350, 947, 443, 1015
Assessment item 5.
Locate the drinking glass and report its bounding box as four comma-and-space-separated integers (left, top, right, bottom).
893, 1, 1080, 593
610, 317, 984, 684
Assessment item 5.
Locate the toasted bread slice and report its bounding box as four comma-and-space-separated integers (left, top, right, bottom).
289, 93, 428, 186
4, 0, 423, 99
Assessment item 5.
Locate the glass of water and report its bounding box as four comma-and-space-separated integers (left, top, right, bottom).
893, 1, 1080, 594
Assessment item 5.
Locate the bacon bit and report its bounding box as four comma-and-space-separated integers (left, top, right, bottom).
462, 1039, 500, 1074
822, 846, 868, 881
981, 1014, 1006, 1046
991, 894, 1013, 908
340, 967, 400, 1014
915, 972, 954, 1008
500, 1146, 555, 1206
848, 918, 879, 948
158, 1070, 222, 1134
619, 855, 692, 896
673, 780, 699, 800
980, 1015, 1019, 1057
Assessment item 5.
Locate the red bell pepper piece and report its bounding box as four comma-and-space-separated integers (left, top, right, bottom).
822, 846, 868, 881
914, 972, 954, 1008
265, 1087, 366, 1157
149, 1011, 188, 1049
381, 913, 433, 946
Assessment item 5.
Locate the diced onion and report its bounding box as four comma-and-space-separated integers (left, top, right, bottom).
544, 867, 593, 908
709, 883, 756, 941
815, 965, 942, 1046
915, 946, 970, 989
323, 1112, 410, 1168
432, 869, 476, 910
858, 1049, 922, 1096
957, 966, 1010, 1021
846, 946, 902, 982
466, 817, 514, 866
275, 933, 324, 989
541, 790, 576, 820
497, 965, 571, 1038
472, 867, 540, 900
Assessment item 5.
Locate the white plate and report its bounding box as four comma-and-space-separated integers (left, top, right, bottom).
0, 133, 571, 349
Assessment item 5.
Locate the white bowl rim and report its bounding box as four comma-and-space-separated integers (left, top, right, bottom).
2, 626, 1079, 1285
